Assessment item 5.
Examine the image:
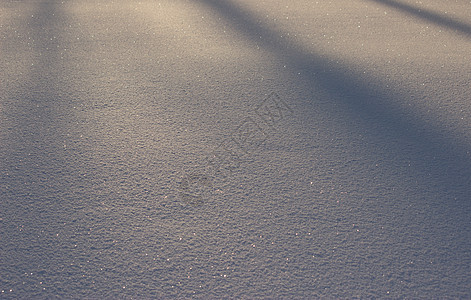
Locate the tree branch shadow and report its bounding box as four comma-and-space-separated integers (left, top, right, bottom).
368, 0, 471, 39
197, 0, 471, 202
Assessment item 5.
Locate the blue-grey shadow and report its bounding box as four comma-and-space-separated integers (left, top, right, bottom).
0, 2, 92, 297
197, 0, 471, 202
2, 2, 71, 202
369, 0, 471, 39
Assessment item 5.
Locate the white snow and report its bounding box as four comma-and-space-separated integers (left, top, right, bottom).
1, 0, 470, 298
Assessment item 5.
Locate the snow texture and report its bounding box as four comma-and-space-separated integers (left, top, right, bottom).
1, 0, 470, 298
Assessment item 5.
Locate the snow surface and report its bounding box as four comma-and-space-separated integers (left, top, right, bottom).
1, 0, 470, 298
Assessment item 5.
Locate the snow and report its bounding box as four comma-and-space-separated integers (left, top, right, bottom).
1, 0, 470, 298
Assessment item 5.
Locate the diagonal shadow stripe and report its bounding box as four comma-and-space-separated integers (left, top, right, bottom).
369, 0, 471, 38
197, 0, 471, 200
0, 1, 88, 286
